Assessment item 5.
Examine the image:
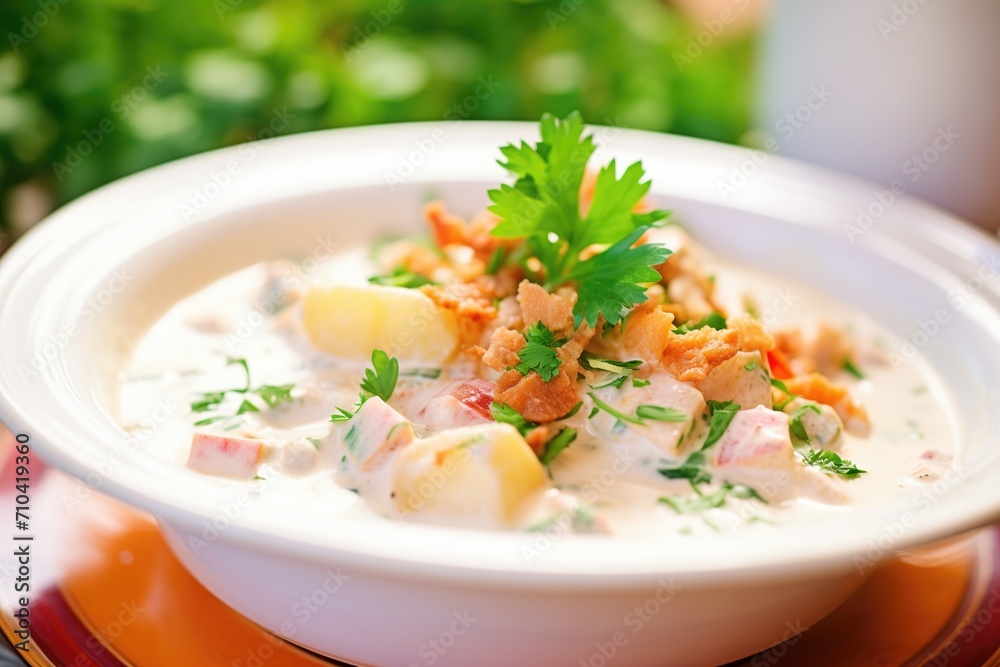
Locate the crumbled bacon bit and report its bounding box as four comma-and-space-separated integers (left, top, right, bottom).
495, 369, 580, 423
728, 314, 775, 357
782, 373, 871, 437
610, 299, 675, 367
481, 328, 526, 373
662, 327, 740, 383
420, 280, 498, 344
517, 281, 575, 335
424, 200, 508, 262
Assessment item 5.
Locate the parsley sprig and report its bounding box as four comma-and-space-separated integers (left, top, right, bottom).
488, 113, 672, 327
190, 357, 296, 427
798, 448, 867, 478
330, 349, 399, 422
515, 322, 566, 382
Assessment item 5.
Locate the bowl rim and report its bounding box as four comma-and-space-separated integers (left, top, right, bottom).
2, 120, 1000, 587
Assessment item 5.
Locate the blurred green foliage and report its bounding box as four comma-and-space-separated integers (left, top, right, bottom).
0, 0, 754, 233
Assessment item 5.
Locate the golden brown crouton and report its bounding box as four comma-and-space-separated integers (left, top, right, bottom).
662, 327, 740, 383
517, 280, 575, 335
481, 327, 526, 373
728, 313, 775, 357
495, 369, 580, 423
420, 281, 497, 344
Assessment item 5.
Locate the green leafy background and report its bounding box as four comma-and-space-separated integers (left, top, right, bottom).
0, 0, 754, 238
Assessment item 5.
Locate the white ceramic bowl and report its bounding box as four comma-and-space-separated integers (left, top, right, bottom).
2, 122, 1000, 667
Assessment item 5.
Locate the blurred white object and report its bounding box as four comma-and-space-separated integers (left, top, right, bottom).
758, 0, 1000, 232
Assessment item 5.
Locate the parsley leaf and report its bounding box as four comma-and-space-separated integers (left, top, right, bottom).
491, 402, 536, 436
658, 451, 712, 487
569, 227, 670, 328
330, 349, 399, 422
368, 268, 435, 289
842, 358, 865, 379
701, 400, 740, 450
788, 403, 822, 448
539, 428, 577, 466
799, 449, 867, 479
515, 322, 565, 382
189, 358, 296, 426
672, 312, 727, 335
636, 405, 689, 422
581, 353, 643, 389
487, 113, 672, 328
359, 349, 399, 404
659, 483, 765, 514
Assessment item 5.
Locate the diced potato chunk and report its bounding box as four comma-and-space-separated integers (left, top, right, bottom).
391, 424, 547, 526
187, 433, 262, 478
343, 397, 417, 471
304, 283, 459, 362
693, 351, 772, 409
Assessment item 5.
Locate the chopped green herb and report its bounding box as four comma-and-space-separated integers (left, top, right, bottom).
515, 322, 566, 382
487, 112, 671, 328
658, 451, 712, 487
672, 312, 727, 335
359, 349, 399, 404
788, 403, 822, 448
632, 378, 651, 388
331, 349, 399, 422
659, 483, 765, 514
587, 392, 644, 425
491, 402, 536, 437
400, 368, 442, 379
539, 428, 577, 466
305, 436, 322, 450
770, 378, 797, 410
581, 354, 643, 389
588, 406, 599, 419
798, 449, 866, 478
190, 358, 296, 426
701, 400, 740, 450
485, 246, 508, 275
558, 402, 584, 420
368, 268, 435, 289
743, 361, 759, 372
635, 405, 689, 422
842, 358, 865, 379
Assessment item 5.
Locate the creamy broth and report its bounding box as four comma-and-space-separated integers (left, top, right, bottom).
119, 247, 956, 537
